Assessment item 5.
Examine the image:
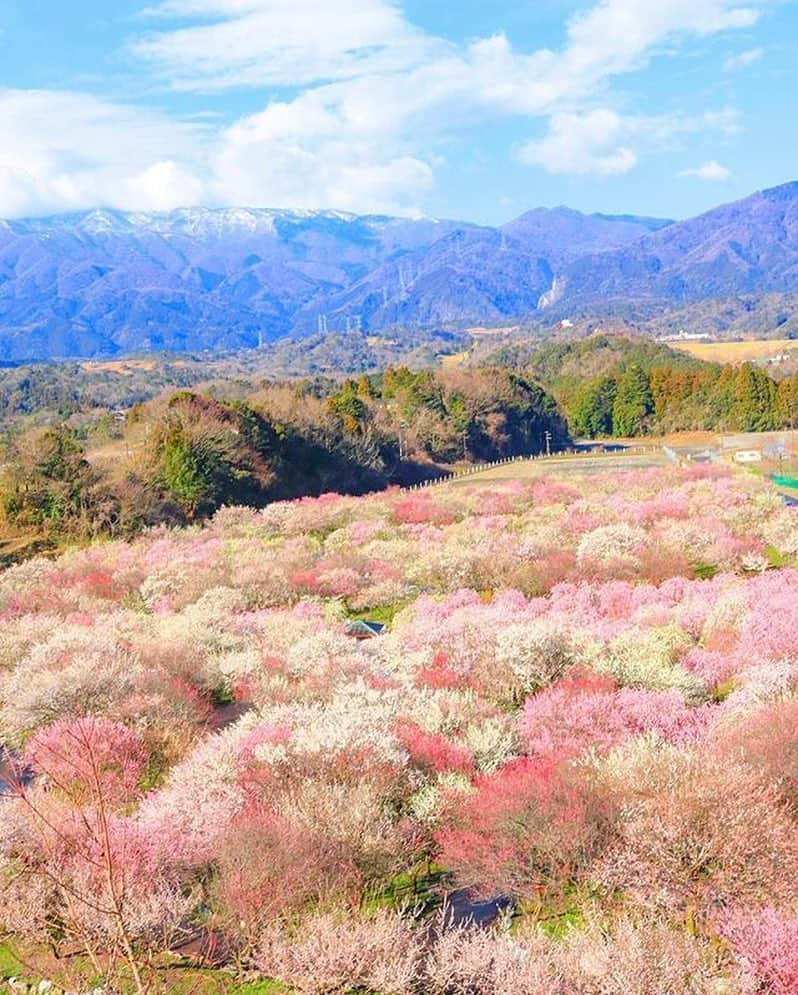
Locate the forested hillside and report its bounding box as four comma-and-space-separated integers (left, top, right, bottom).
495, 334, 798, 437
0, 367, 566, 555
5, 335, 798, 560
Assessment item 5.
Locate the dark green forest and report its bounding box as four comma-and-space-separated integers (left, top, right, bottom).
493, 335, 798, 437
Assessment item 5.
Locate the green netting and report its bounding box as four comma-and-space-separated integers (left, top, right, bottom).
772, 475, 798, 490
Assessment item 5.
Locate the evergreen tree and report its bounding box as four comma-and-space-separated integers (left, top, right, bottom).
777, 374, 798, 430
570, 377, 617, 438
731, 364, 777, 431
612, 365, 653, 437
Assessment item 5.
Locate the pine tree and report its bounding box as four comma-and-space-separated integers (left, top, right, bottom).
732, 364, 777, 431
571, 377, 617, 438
612, 365, 653, 437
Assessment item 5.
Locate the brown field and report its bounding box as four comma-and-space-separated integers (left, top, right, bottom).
0, 533, 54, 567
672, 338, 798, 364
79, 358, 191, 375
436, 426, 798, 491
85, 441, 129, 466
612, 431, 717, 447
439, 351, 470, 367
79, 359, 159, 375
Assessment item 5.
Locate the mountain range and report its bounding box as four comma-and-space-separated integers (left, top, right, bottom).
0, 181, 797, 361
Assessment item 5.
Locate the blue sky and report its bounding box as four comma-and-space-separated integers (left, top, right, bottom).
0, 0, 796, 223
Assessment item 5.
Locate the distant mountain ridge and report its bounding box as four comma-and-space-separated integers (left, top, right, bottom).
0, 182, 796, 360
553, 181, 798, 317
0, 204, 669, 360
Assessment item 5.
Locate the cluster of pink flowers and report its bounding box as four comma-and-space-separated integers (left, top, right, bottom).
0, 463, 797, 990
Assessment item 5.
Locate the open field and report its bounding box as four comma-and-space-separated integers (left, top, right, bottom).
445, 449, 669, 486
671, 338, 798, 364
439, 350, 471, 367
79, 358, 161, 375
441, 429, 798, 489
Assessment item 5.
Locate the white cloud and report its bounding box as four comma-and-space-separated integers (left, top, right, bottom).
723, 46, 764, 70
134, 0, 436, 91
0, 89, 209, 217
130, 0, 762, 207
701, 108, 743, 135
136, 0, 763, 100
127, 160, 207, 210
518, 110, 638, 176
678, 160, 733, 180
0, 0, 769, 216
209, 88, 434, 214
519, 108, 740, 177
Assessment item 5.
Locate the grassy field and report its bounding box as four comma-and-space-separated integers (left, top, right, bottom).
672, 338, 798, 364
444, 449, 669, 487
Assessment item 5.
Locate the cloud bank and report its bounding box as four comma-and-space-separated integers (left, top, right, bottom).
0, 0, 767, 216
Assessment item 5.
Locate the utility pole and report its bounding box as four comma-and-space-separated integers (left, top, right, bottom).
396, 419, 409, 461
544, 430, 552, 457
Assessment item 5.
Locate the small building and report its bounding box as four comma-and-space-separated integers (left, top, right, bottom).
733, 450, 762, 464
344, 620, 385, 640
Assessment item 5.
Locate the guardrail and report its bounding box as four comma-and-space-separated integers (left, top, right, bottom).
399, 446, 662, 491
